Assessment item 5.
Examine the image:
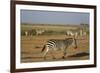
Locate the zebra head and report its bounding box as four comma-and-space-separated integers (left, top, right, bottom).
65, 38, 77, 49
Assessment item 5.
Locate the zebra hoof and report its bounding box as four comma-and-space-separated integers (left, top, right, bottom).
62, 56, 65, 59
52, 57, 56, 59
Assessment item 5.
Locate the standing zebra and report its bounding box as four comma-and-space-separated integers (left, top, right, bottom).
41, 38, 77, 59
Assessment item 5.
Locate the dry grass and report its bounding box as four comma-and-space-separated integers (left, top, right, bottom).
21, 24, 89, 63
21, 35, 89, 63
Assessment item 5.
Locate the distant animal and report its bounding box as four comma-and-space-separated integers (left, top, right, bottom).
41, 38, 77, 59
66, 30, 78, 38
36, 29, 45, 35
25, 31, 28, 36
66, 31, 74, 36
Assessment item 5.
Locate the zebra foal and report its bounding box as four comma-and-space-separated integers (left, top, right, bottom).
41, 38, 77, 59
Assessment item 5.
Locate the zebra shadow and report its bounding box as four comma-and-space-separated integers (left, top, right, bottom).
68, 52, 89, 58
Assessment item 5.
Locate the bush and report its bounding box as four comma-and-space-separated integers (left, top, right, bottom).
29, 29, 37, 36
42, 30, 66, 35
21, 30, 26, 36
21, 29, 37, 36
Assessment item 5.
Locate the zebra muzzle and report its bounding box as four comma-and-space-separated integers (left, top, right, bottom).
74, 46, 77, 49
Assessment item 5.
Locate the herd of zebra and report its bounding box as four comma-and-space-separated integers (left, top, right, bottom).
23, 29, 88, 59
23, 29, 45, 36
23, 29, 87, 37
22, 29, 88, 59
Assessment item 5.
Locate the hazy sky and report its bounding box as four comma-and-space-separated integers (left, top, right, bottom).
21, 10, 90, 25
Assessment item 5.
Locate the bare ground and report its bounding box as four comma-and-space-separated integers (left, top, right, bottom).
21, 35, 89, 63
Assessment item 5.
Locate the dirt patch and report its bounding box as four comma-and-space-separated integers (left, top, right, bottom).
21, 35, 89, 63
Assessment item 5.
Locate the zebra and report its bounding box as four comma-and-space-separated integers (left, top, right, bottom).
36, 29, 45, 35
25, 31, 28, 36
66, 31, 78, 38
41, 38, 77, 59
66, 31, 74, 36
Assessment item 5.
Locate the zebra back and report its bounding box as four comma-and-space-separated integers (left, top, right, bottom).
41, 38, 75, 52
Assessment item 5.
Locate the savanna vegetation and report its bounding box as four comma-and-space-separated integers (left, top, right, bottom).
21, 23, 89, 63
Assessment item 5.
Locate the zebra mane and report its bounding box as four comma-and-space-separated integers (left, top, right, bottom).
64, 38, 75, 44
65, 38, 73, 40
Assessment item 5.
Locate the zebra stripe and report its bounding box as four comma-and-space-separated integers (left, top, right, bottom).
42, 38, 77, 59
46, 41, 56, 49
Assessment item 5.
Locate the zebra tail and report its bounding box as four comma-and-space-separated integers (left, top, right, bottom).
41, 45, 46, 52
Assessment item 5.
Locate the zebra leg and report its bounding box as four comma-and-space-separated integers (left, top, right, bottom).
43, 48, 49, 60
62, 49, 67, 59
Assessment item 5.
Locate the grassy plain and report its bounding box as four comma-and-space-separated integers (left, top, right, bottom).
21, 24, 89, 63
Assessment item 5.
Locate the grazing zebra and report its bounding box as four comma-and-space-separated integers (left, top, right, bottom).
66, 31, 78, 38
36, 29, 45, 35
41, 38, 77, 59
25, 31, 28, 36
66, 31, 74, 36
